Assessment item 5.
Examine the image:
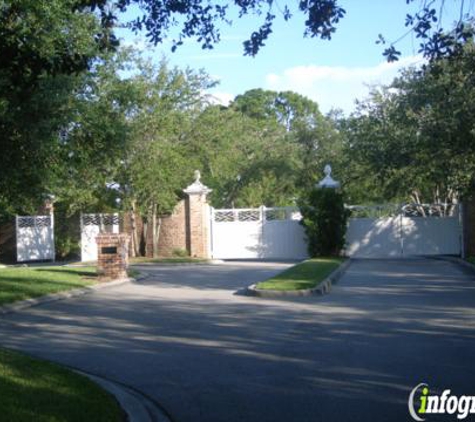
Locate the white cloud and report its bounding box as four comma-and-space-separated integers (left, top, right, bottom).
208, 91, 235, 106
265, 56, 423, 114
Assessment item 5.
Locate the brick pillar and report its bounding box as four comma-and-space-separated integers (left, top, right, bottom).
96, 233, 130, 279
184, 171, 212, 259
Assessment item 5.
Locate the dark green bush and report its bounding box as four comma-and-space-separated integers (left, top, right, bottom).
54, 207, 81, 261
299, 187, 349, 257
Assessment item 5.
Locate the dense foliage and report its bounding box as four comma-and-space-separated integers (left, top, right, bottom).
0, 0, 115, 220
344, 42, 475, 204
299, 187, 349, 257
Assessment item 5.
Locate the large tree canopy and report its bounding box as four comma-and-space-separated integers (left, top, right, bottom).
0, 0, 113, 218
343, 41, 475, 204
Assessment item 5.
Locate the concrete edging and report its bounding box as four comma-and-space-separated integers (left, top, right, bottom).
76, 370, 172, 422
244, 259, 352, 298
0, 276, 137, 316
436, 255, 475, 273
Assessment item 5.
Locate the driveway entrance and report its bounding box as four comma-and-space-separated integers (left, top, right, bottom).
1, 259, 474, 422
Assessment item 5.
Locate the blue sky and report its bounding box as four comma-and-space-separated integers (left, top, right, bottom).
116, 1, 466, 114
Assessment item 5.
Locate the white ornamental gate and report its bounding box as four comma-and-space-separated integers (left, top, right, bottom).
81, 213, 119, 262
16, 215, 55, 262
345, 204, 461, 258
210, 206, 308, 260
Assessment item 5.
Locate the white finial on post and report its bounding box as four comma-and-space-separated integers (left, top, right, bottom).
194, 170, 201, 184
184, 170, 212, 195
317, 164, 340, 188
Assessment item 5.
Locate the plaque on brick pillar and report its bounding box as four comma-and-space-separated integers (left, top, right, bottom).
184, 170, 212, 259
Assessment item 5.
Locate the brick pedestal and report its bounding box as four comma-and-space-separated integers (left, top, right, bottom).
96, 233, 130, 279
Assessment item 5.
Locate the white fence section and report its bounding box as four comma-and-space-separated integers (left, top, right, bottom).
210, 206, 308, 260
81, 213, 119, 262
16, 215, 55, 262
345, 204, 461, 258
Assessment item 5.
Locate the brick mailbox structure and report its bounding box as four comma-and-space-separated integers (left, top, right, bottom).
96, 233, 130, 279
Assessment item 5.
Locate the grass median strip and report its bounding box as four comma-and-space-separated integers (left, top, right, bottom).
256, 258, 344, 291
0, 348, 122, 422
0, 266, 96, 306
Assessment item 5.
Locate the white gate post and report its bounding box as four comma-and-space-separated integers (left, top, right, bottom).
15, 216, 19, 263
399, 207, 404, 257
209, 207, 215, 259
458, 204, 464, 258
260, 205, 265, 259
51, 212, 56, 262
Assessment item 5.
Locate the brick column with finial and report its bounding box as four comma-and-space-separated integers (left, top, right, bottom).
184, 170, 212, 259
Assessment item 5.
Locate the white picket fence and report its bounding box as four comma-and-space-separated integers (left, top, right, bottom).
210, 206, 308, 260
16, 215, 55, 262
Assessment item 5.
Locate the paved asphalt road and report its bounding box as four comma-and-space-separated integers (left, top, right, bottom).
1, 259, 475, 422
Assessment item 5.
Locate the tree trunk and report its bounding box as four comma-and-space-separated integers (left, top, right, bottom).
130, 200, 140, 257
411, 190, 426, 217
152, 204, 160, 259
144, 207, 151, 258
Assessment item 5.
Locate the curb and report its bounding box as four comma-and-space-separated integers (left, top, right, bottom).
0, 277, 136, 316
243, 259, 352, 298
76, 370, 172, 422
131, 260, 224, 267
436, 255, 475, 273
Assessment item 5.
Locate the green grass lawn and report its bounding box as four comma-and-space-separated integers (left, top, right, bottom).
0, 266, 96, 306
256, 258, 344, 291
0, 348, 122, 422
466, 256, 475, 265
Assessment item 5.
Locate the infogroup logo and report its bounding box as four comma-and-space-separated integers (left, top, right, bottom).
408, 383, 475, 421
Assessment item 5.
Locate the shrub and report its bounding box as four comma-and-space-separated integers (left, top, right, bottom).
54, 207, 81, 261
299, 187, 349, 257
172, 248, 189, 258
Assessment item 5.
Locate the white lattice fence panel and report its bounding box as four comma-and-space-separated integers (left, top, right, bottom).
16, 216, 55, 262
211, 208, 262, 259
211, 207, 308, 259
81, 213, 119, 262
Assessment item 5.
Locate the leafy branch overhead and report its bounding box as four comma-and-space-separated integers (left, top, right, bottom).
83, 0, 473, 60
378, 0, 475, 61
111, 0, 345, 56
